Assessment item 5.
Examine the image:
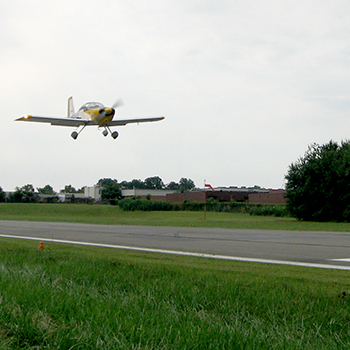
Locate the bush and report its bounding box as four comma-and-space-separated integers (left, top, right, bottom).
118, 198, 179, 211
285, 140, 350, 222
118, 198, 288, 216
249, 205, 288, 217
0, 187, 5, 202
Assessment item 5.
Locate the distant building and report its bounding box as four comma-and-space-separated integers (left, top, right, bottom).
121, 188, 176, 201
37, 194, 59, 203
58, 192, 92, 203
84, 186, 102, 201
166, 187, 270, 204
248, 189, 286, 204
3, 185, 286, 205
55, 186, 102, 203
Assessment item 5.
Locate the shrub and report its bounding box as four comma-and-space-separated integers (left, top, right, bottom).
118, 198, 179, 211
249, 205, 288, 217
285, 140, 350, 222
118, 198, 288, 216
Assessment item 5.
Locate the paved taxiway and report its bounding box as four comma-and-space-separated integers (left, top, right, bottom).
1, 220, 350, 269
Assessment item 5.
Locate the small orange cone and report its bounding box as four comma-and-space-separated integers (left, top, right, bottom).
39, 242, 44, 251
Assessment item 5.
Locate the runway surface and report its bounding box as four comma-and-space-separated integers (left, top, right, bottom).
1, 220, 350, 270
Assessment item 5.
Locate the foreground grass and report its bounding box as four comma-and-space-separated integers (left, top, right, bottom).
0, 238, 350, 349
2, 203, 350, 232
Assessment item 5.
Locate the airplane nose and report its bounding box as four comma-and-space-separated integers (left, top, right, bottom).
106, 108, 115, 116
99, 107, 115, 116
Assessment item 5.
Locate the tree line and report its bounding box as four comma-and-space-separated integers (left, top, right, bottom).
0, 184, 85, 203
98, 177, 195, 202
3, 138, 350, 224
0, 177, 196, 203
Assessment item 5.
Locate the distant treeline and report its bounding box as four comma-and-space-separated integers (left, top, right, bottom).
0, 176, 197, 203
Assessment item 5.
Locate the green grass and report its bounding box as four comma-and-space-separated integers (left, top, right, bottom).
1, 204, 350, 348
0, 238, 350, 349
2, 203, 350, 232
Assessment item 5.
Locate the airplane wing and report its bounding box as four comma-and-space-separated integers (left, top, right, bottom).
106, 116, 165, 126
16, 115, 164, 127
15, 115, 91, 127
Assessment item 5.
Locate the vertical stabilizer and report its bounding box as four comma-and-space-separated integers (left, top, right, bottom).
67, 96, 75, 118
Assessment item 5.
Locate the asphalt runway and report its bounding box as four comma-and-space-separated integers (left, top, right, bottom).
1, 220, 350, 270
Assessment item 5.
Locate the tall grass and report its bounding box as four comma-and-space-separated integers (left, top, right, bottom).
0, 239, 350, 349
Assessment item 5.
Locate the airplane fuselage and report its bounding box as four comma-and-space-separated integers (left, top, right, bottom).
76, 102, 116, 125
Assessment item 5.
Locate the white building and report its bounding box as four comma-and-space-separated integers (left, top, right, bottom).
84, 186, 102, 201
121, 188, 176, 199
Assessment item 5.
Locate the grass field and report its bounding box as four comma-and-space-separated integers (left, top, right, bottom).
2, 203, 350, 232
1, 203, 350, 348
0, 238, 350, 349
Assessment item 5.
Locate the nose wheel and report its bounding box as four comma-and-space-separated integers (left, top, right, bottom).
102, 127, 119, 139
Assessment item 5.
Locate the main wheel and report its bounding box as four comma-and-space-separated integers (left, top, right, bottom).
111, 131, 119, 139
102, 129, 108, 137
71, 131, 78, 140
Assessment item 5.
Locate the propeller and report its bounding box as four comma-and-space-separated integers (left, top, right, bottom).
99, 98, 124, 118
111, 99, 124, 109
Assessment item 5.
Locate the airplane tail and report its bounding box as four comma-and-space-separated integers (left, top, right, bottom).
67, 96, 75, 118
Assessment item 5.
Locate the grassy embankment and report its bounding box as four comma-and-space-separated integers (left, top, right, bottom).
2, 202, 350, 231
0, 238, 350, 349
0, 203, 350, 348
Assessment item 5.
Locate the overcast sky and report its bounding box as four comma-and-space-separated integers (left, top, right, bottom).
1, 0, 350, 191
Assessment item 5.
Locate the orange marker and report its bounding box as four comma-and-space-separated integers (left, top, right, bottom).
39, 242, 44, 251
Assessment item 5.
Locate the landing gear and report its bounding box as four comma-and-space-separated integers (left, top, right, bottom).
71, 123, 88, 140
71, 124, 119, 140
102, 127, 119, 139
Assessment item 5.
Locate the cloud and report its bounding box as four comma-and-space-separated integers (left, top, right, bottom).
1, 0, 350, 191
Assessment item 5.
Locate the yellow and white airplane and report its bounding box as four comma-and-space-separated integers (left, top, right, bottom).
16, 97, 165, 139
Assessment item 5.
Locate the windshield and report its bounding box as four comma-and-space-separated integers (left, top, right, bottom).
78, 102, 105, 112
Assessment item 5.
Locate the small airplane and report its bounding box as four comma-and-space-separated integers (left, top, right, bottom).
16, 97, 165, 139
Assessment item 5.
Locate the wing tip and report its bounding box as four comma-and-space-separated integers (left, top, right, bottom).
15, 115, 32, 121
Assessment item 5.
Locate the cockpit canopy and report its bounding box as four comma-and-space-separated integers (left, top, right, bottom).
78, 102, 105, 112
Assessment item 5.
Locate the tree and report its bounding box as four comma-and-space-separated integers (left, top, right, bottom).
21, 184, 36, 203
120, 179, 146, 189
61, 185, 84, 193
63, 185, 77, 193
144, 176, 164, 189
76, 187, 85, 194
0, 187, 5, 202
9, 184, 36, 203
37, 185, 56, 194
179, 178, 195, 193
285, 140, 350, 222
166, 181, 180, 191
10, 188, 24, 203
97, 178, 121, 202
